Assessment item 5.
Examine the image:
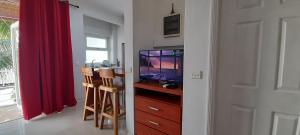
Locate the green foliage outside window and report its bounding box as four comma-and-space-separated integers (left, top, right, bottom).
0, 18, 13, 78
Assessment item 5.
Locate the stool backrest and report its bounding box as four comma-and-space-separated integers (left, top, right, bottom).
99, 68, 115, 87
81, 67, 94, 84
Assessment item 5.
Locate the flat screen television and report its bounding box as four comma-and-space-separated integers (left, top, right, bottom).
139, 49, 184, 84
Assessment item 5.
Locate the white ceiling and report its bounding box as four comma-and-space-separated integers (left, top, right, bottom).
82, 0, 124, 17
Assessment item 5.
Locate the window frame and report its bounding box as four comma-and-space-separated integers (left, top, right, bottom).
85, 33, 111, 64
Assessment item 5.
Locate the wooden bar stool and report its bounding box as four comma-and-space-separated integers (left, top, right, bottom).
98, 68, 126, 135
81, 67, 102, 127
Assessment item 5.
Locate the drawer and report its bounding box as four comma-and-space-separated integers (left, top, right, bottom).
135, 123, 167, 135
135, 110, 181, 135
135, 96, 181, 123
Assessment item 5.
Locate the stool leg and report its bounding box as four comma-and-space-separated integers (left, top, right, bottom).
99, 91, 107, 129
108, 93, 113, 108
98, 90, 102, 111
83, 86, 89, 121
94, 87, 99, 127
113, 91, 119, 135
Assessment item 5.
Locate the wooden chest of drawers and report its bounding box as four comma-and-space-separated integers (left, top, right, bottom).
134, 82, 183, 135
136, 123, 166, 135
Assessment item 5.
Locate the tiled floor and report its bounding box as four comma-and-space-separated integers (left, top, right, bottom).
0, 102, 127, 135
0, 87, 16, 107
0, 86, 22, 124
0, 105, 22, 124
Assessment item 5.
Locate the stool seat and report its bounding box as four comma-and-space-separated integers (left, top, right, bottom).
82, 79, 102, 88
99, 85, 124, 93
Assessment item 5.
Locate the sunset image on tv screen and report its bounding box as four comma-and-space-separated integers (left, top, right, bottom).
139, 50, 183, 82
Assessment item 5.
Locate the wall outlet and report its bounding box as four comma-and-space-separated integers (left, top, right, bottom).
192, 71, 203, 79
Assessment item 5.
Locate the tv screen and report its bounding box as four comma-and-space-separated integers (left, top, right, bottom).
139, 49, 184, 84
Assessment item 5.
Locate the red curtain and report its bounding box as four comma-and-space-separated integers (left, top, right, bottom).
19, 0, 77, 120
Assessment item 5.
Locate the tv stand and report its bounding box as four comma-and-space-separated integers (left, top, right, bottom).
134, 82, 183, 135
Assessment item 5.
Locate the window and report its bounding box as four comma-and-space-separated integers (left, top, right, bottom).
86, 37, 106, 48
85, 36, 109, 63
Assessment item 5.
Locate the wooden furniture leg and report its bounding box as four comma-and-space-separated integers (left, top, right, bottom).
100, 91, 107, 129
94, 87, 98, 127
83, 86, 89, 121
108, 93, 113, 108
113, 91, 119, 135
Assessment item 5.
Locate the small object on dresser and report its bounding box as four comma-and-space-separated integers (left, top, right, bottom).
101, 60, 111, 67
116, 58, 120, 67
162, 83, 178, 89
160, 80, 179, 89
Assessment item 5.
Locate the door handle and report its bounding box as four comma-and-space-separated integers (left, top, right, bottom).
148, 106, 160, 111
148, 120, 160, 126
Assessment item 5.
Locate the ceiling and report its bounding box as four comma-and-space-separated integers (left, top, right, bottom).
81, 0, 124, 17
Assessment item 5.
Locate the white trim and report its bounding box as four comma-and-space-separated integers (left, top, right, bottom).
208, 0, 220, 135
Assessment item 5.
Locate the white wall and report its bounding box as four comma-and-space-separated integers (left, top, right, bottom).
70, 7, 86, 101
110, 25, 119, 64
69, 1, 124, 101
131, 0, 185, 81
117, 24, 125, 66
124, 0, 134, 134
73, 0, 123, 26
153, 0, 185, 47
83, 15, 113, 38
132, 0, 185, 48
182, 0, 213, 135
133, 0, 156, 81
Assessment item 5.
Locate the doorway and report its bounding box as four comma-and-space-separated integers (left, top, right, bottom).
0, 0, 21, 123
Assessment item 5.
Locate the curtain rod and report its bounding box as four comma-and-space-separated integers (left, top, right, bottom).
59, 0, 79, 8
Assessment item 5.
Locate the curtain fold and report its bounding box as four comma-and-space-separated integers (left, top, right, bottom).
19, 0, 77, 120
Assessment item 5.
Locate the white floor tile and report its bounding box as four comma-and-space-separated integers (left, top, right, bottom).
0, 102, 127, 135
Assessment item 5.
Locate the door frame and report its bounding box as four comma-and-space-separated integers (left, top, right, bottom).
10, 21, 22, 109
208, 0, 220, 135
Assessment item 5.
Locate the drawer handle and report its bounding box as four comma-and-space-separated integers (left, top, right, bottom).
148, 120, 160, 126
148, 106, 160, 111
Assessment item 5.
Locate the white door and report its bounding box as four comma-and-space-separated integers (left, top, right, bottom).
215, 0, 300, 135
